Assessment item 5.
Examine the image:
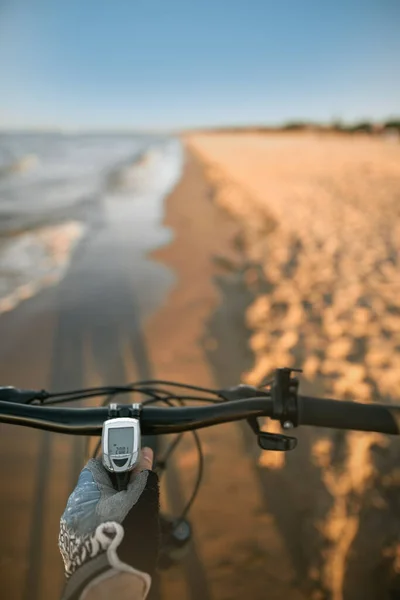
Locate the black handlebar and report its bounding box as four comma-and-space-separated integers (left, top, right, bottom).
298, 396, 399, 435
0, 398, 271, 435
1, 395, 399, 436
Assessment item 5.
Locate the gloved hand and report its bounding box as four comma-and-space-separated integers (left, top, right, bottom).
58, 448, 159, 600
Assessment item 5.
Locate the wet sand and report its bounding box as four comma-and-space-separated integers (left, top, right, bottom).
0, 171, 178, 599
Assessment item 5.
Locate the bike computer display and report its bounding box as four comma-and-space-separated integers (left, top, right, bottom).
102, 417, 141, 473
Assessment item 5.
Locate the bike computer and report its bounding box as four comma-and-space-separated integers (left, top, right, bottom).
102, 417, 141, 473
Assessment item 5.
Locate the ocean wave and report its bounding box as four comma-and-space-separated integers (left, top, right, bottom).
0, 221, 85, 314
0, 153, 39, 179
106, 141, 182, 196
0, 135, 183, 315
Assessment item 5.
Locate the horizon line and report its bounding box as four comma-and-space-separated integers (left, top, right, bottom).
1, 115, 399, 135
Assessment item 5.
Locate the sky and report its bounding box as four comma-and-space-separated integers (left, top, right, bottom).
0, 0, 399, 130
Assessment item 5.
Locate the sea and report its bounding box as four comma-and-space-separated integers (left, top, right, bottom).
0, 132, 183, 315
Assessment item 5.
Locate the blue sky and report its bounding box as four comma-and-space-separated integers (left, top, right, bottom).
1, 0, 399, 130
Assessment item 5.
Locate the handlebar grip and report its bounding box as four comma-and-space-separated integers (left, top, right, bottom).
298, 395, 400, 435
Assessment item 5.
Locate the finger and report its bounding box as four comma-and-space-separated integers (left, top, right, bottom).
134, 447, 154, 473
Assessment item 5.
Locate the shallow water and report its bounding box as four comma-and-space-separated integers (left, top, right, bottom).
0, 132, 183, 314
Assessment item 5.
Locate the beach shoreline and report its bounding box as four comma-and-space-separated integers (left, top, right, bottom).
1, 132, 400, 600
0, 138, 183, 600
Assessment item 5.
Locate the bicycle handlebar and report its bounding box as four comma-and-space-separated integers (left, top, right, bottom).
0, 398, 270, 434
299, 396, 399, 434
1, 395, 399, 436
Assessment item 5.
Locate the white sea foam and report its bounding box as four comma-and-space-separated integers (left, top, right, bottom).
0, 221, 86, 314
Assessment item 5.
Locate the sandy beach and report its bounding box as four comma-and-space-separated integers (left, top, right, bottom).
1, 133, 400, 600
184, 132, 400, 599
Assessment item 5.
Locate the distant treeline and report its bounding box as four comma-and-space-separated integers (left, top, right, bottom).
202, 119, 400, 135
284, 119, 400, 133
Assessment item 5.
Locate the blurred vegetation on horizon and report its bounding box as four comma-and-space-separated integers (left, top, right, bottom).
196, 118, 400, 135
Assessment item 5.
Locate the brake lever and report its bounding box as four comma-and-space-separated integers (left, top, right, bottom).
247, 414, 297, 452
219, 383, 297, 452
257, 431, 297, 451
